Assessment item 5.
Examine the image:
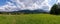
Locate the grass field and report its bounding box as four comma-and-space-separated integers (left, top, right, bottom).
0, 14, 60, 24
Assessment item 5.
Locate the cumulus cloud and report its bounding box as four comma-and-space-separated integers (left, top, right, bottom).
58, 0, 60, 2
0, 2, 19, 12
0, 0, 58, 12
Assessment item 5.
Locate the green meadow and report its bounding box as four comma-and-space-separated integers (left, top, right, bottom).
0, 14, 60, 24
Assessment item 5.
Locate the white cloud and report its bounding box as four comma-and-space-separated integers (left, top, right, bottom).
0, 0, 58, 12
0, 2, 19, 12
58, 0, 60, 2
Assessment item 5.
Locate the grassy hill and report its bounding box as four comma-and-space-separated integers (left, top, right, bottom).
0, 14, 60, 24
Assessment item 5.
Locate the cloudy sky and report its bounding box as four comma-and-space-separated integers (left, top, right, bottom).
0, 0, 59, 12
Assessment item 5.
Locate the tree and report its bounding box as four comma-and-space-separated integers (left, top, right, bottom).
50, 3, 60, 15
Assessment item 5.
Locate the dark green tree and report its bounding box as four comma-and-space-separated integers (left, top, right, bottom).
50, 4, 60, 15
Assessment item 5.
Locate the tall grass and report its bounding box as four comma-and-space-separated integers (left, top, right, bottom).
0, 14, 60, 24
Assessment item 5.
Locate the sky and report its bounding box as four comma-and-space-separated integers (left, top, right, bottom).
0, 0, 58, 6
0, 0, 59, 12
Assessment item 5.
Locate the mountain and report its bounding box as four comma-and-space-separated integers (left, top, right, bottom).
12, 9, 48, 14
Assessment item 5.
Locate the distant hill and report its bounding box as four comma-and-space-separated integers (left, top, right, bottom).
12, 9, 48, 14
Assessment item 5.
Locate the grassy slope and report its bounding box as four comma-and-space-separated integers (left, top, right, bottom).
0, 14, 60, 24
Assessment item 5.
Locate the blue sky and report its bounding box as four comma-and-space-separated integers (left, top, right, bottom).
0, 0, 58, 6
0, 0, 11, 6
0, 0, 7, 6
0, 0, 58, 11
48, 0, 58, 6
